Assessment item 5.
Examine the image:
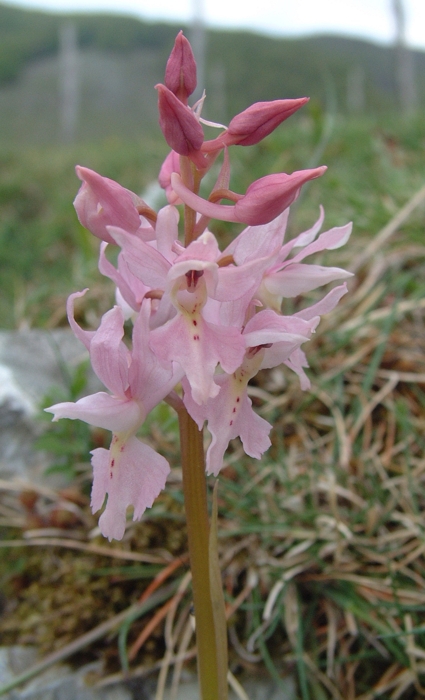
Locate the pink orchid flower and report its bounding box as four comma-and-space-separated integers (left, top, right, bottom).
225, 206, 353, 311
46, 295, 182, 540
183, 310, 318, 474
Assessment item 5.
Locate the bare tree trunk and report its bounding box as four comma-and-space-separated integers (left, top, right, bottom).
59, 22, 79, 143
191, 0, 206, 102
392, 0, 417, 114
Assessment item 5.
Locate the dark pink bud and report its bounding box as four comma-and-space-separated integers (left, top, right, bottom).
235, 168, 326, 225
202, 98, 309, 153
156, 84, 204, 156
165, 30, 197, 102
171, 166, 326, 226
226, 98, 309, 146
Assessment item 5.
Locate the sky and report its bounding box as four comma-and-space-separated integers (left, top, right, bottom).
4, 0, 425, 50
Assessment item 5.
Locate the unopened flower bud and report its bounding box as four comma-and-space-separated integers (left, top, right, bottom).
156, 84, 204, 155
74, 166, 145, 243
165, 30, 197, 102
202, 98, 309, 152
158, 150, 181, 204
171, 166, 326, 226
234, 168, 326, 225
226, 98, 309, 146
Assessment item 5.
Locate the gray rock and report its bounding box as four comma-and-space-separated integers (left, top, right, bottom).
0, 330, 100, 483
0, 648, 141, 700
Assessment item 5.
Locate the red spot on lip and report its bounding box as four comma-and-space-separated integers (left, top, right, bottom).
232, 407, 236, 413
192, 320, 197, 326
236, 397, 240, 402
193, 334, 200, 340
230, 420, 233, 426
111, 459, 115, 467
110, 471, 113, 478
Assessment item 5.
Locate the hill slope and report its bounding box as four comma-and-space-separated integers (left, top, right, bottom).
0, 3, 424, 143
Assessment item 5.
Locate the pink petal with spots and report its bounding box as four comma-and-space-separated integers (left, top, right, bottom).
183, 376, 272, 476
150, 314, 245, 404
91, 437, 170, 541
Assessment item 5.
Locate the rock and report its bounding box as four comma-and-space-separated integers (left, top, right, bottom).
0, 648, 139, 699
0, 646, 297, 700
0, 330, 99, 483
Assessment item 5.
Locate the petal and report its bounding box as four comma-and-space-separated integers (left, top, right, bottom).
294, 283, 348, 320
98, 243, 141, 312
289, 222, 353, 264
110, 226, 171, 288
224, 208, 289, 264
128, 302, 183, 411
66, 290, 94, 351
292, 205, 325, 248
243, 309, 315, 346
89, 306, 130, 396
91, 437, 170, 541
183, 376, 271, 476
237, 396, 272, 460
284, 348, 311, 390
46, 392, 142, 432
150, 313, 245, 404
155, 205, 180, 260
264, 263, 353, 298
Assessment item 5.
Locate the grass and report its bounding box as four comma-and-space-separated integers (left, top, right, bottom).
1, 111, 425, 698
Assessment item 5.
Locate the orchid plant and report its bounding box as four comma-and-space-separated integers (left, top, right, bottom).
46, 32, 353, 700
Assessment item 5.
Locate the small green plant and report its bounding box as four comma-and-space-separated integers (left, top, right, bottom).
37, 358, 106, 483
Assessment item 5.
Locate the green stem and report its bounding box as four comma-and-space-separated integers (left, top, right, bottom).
178, 405, 220, 700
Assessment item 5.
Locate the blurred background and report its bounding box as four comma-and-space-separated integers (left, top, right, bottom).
0, 0, 424, 143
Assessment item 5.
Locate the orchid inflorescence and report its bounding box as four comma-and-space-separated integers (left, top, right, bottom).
47, 31, 352, 543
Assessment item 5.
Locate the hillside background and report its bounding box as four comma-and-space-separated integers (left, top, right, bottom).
0, 2, 424, 144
